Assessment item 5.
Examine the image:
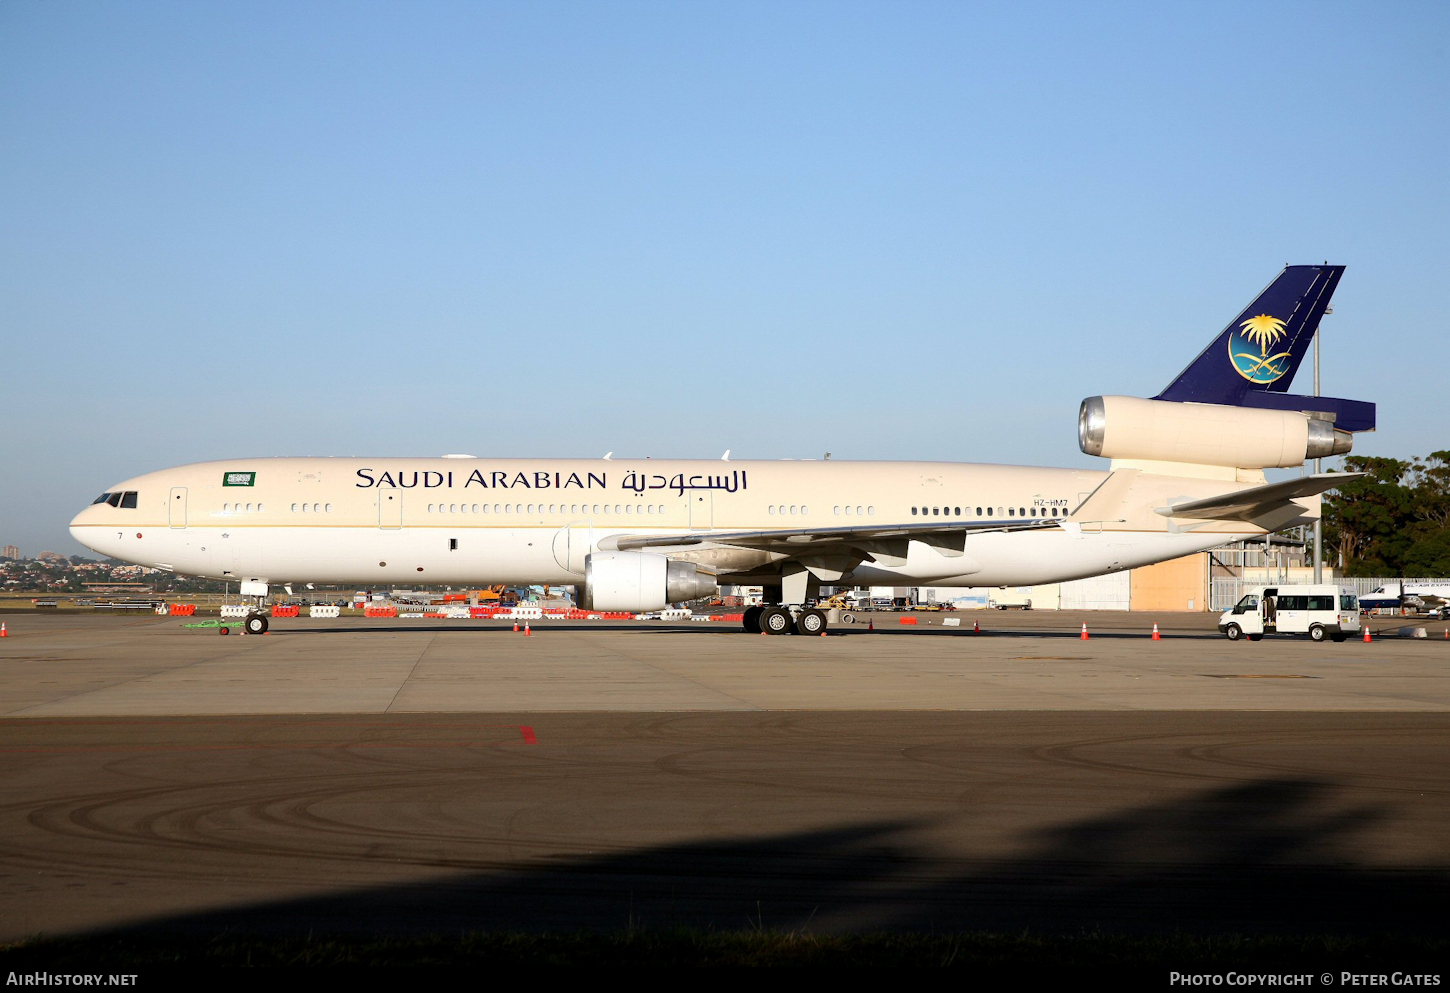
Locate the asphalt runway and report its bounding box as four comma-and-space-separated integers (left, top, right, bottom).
2, 614, 1449, 941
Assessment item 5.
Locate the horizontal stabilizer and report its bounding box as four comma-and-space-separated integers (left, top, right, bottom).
1235, 391, 1376, 433
1155, 473, 1362, 522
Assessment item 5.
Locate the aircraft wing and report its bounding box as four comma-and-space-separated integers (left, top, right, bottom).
610, 517, 1060, 555
1154, 473, 1363, 523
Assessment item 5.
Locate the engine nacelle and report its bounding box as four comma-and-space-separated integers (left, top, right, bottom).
578, 551, 717, 612
1078, 395, 1352, 468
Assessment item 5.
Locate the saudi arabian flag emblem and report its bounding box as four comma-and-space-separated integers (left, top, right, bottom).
223, 471, 257, 487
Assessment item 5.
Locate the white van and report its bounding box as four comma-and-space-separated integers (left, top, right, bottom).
1218, 585, 1361, 643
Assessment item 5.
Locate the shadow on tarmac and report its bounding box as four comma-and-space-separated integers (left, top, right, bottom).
94, 777, 1445, 937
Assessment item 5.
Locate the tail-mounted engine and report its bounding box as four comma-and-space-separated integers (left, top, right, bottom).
1079, 395, 1352, 469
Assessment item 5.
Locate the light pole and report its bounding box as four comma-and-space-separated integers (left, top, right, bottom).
1313, 306, 1328, 584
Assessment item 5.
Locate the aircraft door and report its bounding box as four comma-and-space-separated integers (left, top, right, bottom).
552, 525, 570, 572
689, 491, 713, 531
168, 487, 187, 528
378, 490, 402, 529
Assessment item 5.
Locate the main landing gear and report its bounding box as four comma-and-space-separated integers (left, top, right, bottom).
742, 605, 829, 636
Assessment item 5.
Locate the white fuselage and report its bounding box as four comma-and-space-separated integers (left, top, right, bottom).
70, 456, 1260, 589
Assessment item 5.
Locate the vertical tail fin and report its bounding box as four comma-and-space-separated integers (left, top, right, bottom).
1156, 265, 1344, 404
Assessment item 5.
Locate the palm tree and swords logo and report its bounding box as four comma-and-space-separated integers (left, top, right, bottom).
1229, 313, 1292, 384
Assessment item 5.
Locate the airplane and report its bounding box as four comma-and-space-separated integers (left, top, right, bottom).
1358, 582, 1450, 618
71, 264, 1374, 637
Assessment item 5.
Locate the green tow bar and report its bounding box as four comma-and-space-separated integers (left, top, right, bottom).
182, 619, 222, 629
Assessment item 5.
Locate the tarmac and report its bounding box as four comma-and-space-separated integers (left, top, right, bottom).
2, 611, 1449, 940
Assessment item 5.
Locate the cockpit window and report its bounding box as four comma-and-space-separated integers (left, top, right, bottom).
93, 493, 113, 505
106, 493, 122, 507
119, 492, 138, 508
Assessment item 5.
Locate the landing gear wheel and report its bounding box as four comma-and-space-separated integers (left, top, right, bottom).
244, 613, 269, 636
796, 608, 827, 636
1224, 623, 1242, 641
1309, 623, 1327, 643
760, 607, 795, 636
742, 605, 764, 634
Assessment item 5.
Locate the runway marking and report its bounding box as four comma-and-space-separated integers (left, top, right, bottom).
0, 719, 539, 747
1200, 674, 1318, 679
1009, 656, 1090, 661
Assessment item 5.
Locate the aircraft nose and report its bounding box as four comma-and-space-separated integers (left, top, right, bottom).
70, 505, 104, 554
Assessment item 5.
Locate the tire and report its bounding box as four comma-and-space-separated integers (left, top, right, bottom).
1224, 623, 1242, 641
760, 606, 794, 636
244, 613, 269, 636
840, 611, 856, 625
742, 605, 764, 634
796, 608, 827, 636
1248, 633, 1263, 641
1309, 624, 1327, 643
219, 627, 230, 636
1331, 634, 1346, 643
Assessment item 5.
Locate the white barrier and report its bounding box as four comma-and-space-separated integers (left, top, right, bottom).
942, 617, 961, 627
509, 605, 544, 620
690, 615, 712, 622
220, 605, 249, 619
399, 611, 424, 618
309, 604, 341, 619
660, 608, 691, 620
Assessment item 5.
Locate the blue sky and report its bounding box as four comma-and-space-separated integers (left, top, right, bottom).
2, 1, 1446, 555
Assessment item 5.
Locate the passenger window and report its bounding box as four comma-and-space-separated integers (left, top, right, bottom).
954, 507, 961, 516
867, 506, 874, 515
1307, 595, 1333, 611
120, 492, 137, 508
911, 507, 918, 516
1008, 508, 1015, 516
326, 503, 332, 512
770, 506, 777, 515
292, 503, 299, 513
976, 507, 982, 516
932, 507, 939, 516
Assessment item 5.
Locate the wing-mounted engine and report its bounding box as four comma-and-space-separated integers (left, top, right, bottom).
578, 551, 717, 612
1078, 395, 1352, 469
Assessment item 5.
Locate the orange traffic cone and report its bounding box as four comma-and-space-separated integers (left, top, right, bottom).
868, 619, 874, 631
0, 622, 7, 638
1443, 628, 1448, 640
524, 622, 531, 637
1080, 623, 1090, 640
820, 631, 826, 637
1151, 623, 1161, 641
1363, 626, 1372, 643
512, 620, 519, 632
973, 620, 980, 634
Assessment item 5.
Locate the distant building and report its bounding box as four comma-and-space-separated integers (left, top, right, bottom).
1, 545, 17, 560
37, 551, 68, 563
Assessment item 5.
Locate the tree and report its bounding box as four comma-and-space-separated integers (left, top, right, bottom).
1322, 451, 1450, 577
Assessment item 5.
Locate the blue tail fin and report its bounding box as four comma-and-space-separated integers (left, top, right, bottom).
1155, 264, 1375, 432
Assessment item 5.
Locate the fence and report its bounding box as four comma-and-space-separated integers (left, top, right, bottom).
1210, 577, 1448, 611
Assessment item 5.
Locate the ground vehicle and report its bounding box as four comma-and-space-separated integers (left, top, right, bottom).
1218, 585, 1360, 642
988, 588, 1033, 610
